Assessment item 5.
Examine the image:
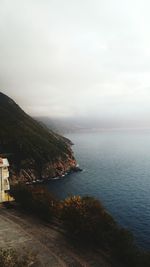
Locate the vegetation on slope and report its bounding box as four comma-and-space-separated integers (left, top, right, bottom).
11, 184, 150, 267
0, 92, 75, 177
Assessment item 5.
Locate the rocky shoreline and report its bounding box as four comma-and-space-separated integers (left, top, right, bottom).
25, 165, 82, 185
9, 156, 82, 185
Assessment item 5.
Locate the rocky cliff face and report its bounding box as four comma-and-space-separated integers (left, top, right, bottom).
0, 92, 78, 184
9, 157, 78, 183
10, 157, 77, 184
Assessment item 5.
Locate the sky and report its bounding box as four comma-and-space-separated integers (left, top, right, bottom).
1, 0, 150, 128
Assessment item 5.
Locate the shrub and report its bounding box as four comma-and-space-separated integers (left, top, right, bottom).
31, 186, 58, 221
61, 196, 117, 246
61, 195, 150, 267
10, 184, 33, 209
11, 184, 57, 221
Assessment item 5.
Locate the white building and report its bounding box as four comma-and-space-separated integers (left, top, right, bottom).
0, 158, 10, 203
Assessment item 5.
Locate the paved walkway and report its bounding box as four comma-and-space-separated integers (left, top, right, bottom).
0, 206, 115, 267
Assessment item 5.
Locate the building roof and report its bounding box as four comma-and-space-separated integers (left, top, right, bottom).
0, 158, 9, 167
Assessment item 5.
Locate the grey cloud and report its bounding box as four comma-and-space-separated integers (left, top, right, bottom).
1, 0, 150, 127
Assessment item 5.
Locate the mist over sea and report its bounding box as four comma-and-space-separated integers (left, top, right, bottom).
46, 130, 150, 249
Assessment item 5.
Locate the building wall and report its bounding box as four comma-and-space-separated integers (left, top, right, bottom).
2, 167, 9, 179
0, 191, 11, 203
0, 166, 10, 203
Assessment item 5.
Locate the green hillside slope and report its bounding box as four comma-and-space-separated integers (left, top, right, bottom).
0, 92, 76, 182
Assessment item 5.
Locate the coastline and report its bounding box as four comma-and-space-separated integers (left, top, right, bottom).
25, 165, 82, 185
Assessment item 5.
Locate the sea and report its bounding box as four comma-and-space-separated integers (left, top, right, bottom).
46, 130, 150, 249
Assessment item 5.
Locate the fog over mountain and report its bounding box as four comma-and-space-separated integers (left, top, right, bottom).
1, 0, 150, 129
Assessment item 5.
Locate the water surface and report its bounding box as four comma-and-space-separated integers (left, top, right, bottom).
47, 130, 150, 249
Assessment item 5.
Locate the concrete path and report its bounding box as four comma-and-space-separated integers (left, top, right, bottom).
0, 206, 116, 267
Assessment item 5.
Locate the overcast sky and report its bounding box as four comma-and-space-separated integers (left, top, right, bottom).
1, 0, 150, 127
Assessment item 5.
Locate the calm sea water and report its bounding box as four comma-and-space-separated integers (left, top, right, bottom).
46, 130, 150, 249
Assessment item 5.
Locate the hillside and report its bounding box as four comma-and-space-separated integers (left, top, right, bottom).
0, 92, 77, 183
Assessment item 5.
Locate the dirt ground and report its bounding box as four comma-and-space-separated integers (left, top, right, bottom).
0, 205, 120, 267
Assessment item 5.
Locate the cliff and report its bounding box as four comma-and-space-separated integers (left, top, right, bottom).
0, 92, 77, 183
